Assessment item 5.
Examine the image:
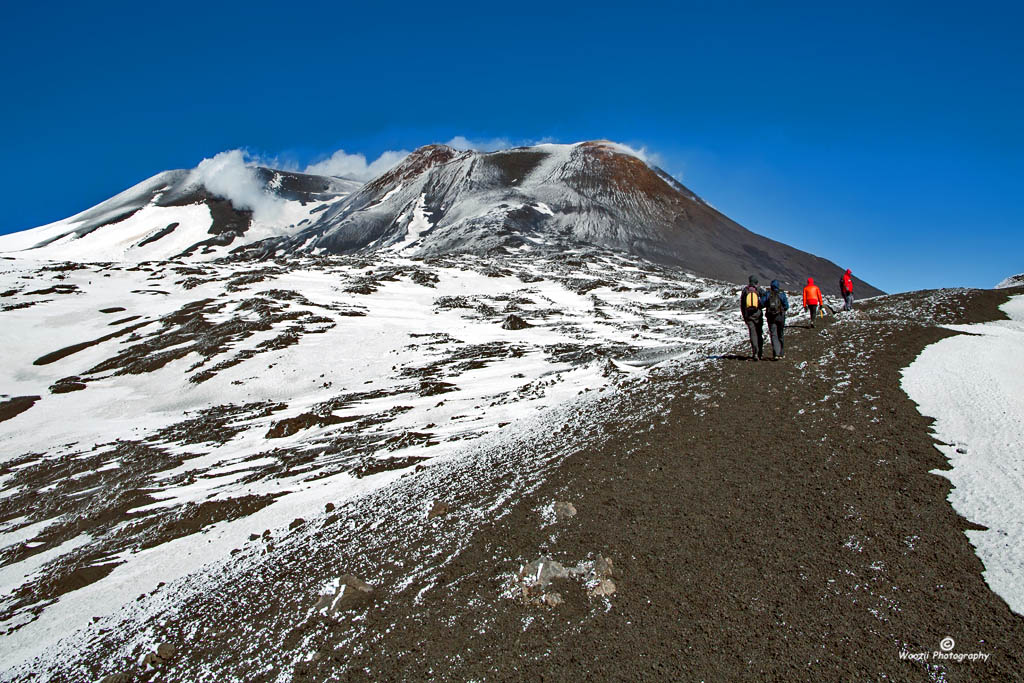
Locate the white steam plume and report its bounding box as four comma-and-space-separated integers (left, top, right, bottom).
303, 150, 409, 181
600, 141, 664, 168
445, 135, 559, 152
186, 150, 286, 223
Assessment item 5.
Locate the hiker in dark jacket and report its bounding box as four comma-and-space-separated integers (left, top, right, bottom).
739, 275, 768, 361
765, 280, 789, 360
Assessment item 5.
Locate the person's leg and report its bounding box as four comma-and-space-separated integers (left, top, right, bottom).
778, 317, 785, 357
809, 305, 818, 327
847, 292, 854, 310
746, 319, 760, 359
755, 317, 764, 358
769, 318, 782, 358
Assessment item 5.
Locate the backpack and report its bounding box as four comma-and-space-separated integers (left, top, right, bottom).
766, 290, 784, 316
743, 285, 760, 315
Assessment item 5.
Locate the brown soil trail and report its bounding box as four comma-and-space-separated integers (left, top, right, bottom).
312, 287, 1024, 681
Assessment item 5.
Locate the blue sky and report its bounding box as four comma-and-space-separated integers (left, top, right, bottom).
1, 0, 1020, 292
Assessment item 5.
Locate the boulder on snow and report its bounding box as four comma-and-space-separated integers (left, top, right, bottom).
49, 376, 87, 394
501, 314, 531, 330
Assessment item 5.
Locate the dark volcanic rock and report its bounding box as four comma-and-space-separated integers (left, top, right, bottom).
501, 314, 531, 330
49, 376, 87, 394
0, 395, 41, 423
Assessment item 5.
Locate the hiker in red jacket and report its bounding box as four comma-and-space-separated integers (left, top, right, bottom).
802, 278, 824, 328
840, 269, 854, 311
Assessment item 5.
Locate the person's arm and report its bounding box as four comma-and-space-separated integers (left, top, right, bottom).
781, 292, 789, 310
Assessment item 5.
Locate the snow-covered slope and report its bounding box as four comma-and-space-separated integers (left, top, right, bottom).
0, 248, 745, 673
995, 273, 1024, 289
0, 167, 362, 262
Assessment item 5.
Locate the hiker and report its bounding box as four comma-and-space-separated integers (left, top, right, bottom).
802, 277, 824, 328
840, 268, 854, 311
765, 279, 789, 359
739, 275, 767, 360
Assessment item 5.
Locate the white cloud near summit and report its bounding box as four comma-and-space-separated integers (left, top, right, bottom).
303, 149, 410, 181
446, 136, 514, 152
603, 142, 664, 169
186, 148, 410, 222
187, 150, 286, 223
444, 136, 665, 169
445, 135, 558, 152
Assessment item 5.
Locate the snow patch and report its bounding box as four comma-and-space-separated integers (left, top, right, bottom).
902, 294, 1024, 615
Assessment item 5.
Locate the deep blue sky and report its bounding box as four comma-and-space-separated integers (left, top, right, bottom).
1, 1, 1020, 292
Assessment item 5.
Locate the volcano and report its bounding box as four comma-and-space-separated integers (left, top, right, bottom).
1, 141, 882, 295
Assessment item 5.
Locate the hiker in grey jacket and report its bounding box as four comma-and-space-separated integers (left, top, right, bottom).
739, 275, 768, 361
764, 280, 789, 360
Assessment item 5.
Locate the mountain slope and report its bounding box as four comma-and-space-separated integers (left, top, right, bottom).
2, 141, 883, 295
0, 168, 361, 262
243, 141, 884, 296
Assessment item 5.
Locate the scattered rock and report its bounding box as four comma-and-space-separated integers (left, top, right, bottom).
99, 673, 130, 683
156, 642, 176, 660
409, 270, 439, 287
956, 446, 967, 454
553, 501, 577, 521
518, 557, 573, 604
428, 500, 450, 519
593, 554, 615, 579
501, 314, 531, 330
325, 502, 335, 513
49, 376, 87, 394
517, 553, 617, 606
588, 578, 617, 597
543, 592, 564, 607
265, 412, 348, 439
315, 575, 376, 616
289, 518, 305, 530
0, 395, 41, 424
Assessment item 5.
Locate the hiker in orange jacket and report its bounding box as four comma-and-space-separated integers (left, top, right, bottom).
840, 269, 854, 311
802, 278, 824, 328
